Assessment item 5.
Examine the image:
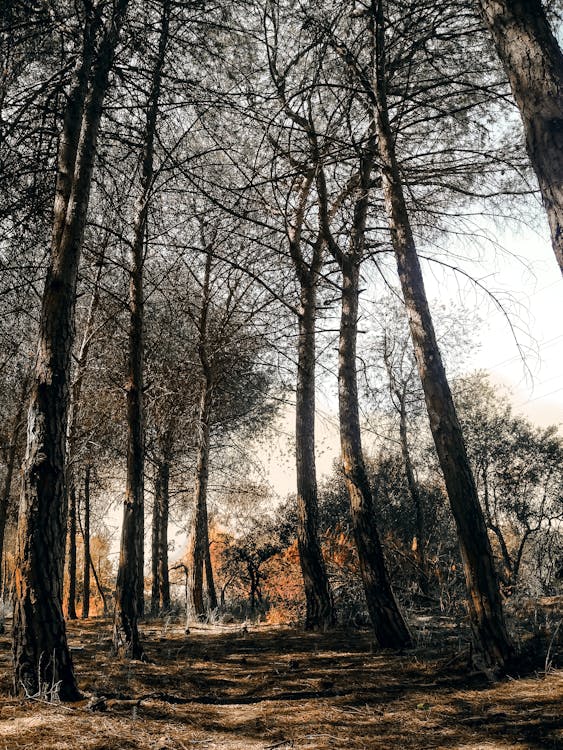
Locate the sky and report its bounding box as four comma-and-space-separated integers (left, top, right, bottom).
256, 220, 563, 500
449, 229, 563, 427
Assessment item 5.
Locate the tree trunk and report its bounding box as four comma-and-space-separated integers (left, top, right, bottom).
112, 229, 146, 653
339, 258, 412, 648
477, 0, 563, 272
204, 530, 218, 611
113, 0, 169, 655
0, 372, 29, 578
296, 281, 336, 629
65, 485, 78, 620
372, 0, 513, 669
151, 467, 162, 616
12, 1, 128, 699
82, 467, 91, 619
65, 253, 104, 618
188, 247, 215, 620
91, 554, 108, 617
188, 381, 212, 619
158, 457, 171, 612
151, 453, 171, 615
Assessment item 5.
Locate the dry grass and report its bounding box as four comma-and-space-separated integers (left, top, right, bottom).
0, 613, 561, 750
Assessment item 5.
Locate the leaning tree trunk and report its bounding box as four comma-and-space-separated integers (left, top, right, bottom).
372, 0, 513, 670
296, 280, 336, 630
0, 372, 29, 577
477, 0, 563, 272
81, 467, 91, 619
113, 0, 169, 655
188, 381, 212, 619
12, 1, 128, 699
338, 258, 412, 648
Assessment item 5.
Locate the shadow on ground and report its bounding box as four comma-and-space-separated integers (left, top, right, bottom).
0, 615, 561, 749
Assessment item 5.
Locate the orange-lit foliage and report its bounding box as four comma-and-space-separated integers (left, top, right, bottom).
262, 540, 304, 623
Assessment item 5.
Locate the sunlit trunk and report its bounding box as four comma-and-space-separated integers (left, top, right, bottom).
13, 1, 128, 698
113, 0, 169, 656
372, 0, 513, 669
338, 258, 412, 648
296, 281, 336, 629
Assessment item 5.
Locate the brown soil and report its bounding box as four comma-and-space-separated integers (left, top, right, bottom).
0, 614, 561, 749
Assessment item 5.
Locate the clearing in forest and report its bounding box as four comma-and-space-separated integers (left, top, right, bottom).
0, 615, 561, 750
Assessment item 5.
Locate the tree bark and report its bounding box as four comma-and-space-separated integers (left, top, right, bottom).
82, 467, 91, 619
12, 1, 128, 699
477, 0, 563, 272
113, 0, 169, 655
296, 280, 336, 629
339, 257, 412, 648
372, 0, 513, 669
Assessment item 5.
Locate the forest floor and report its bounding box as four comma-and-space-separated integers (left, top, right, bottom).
0, 607, 562, 750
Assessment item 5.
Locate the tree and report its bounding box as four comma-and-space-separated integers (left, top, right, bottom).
263, 9, 337, 629
477, 0, 563, 272
368, 0, 514, 670
113, 0, 170, 661
12, 0, 129, 700
185, 227, 277, 620
457, 373, 563, 592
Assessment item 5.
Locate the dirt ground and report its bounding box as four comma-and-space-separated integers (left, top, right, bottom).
0, 613, 561, 750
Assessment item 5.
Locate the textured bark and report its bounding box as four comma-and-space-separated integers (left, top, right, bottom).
113, 0, 169, 655
477, 0, 563, 272
339, 258, 412, 648
296, 281, 335, 630
12, 1, 128, 699
82, 467, 90, 619
0, 372, 29, 576
372, 0, 513, 669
